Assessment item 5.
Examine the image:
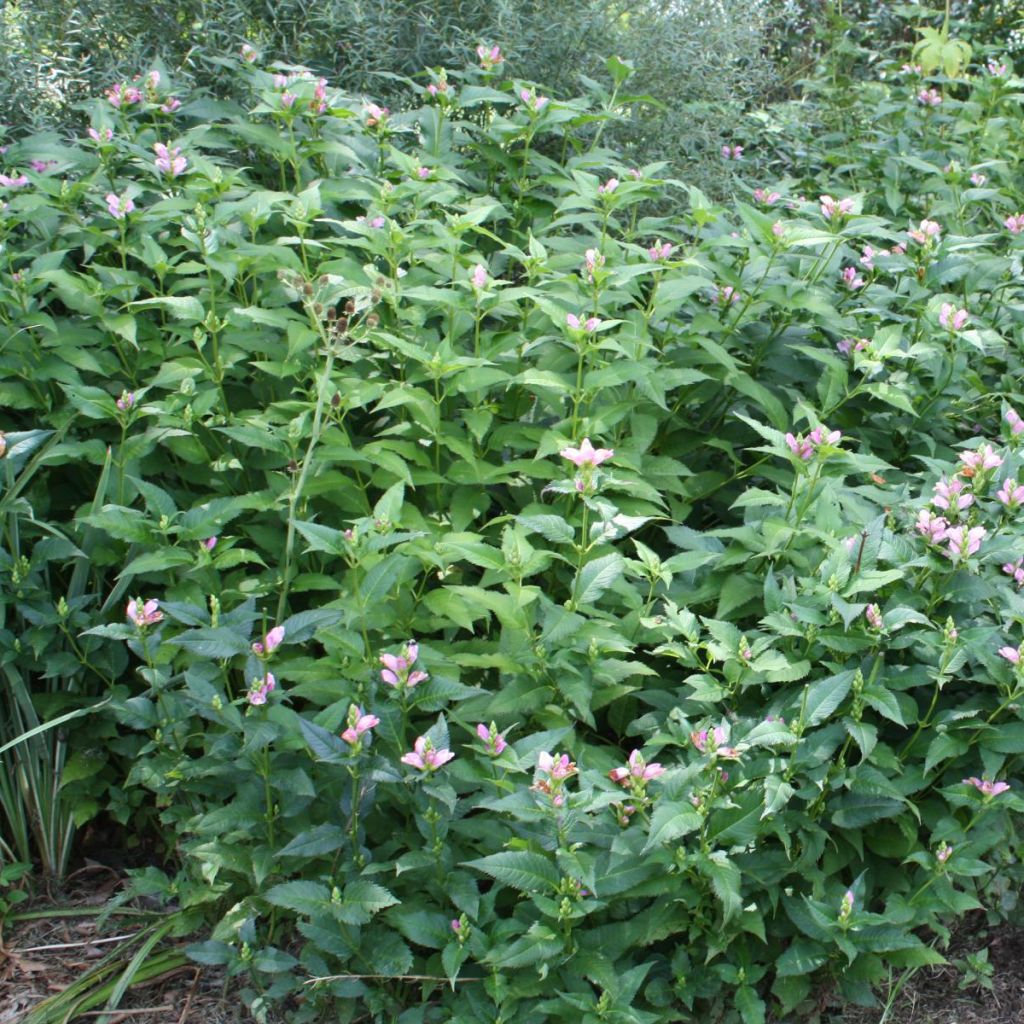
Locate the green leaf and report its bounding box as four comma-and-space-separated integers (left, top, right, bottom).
264, 880, 331, 915
642, 801, 702, 853
735, 986, 766, 1024
276, 824, 347, 858
803, 670, 855, 727
576, 552, 624, 605
700, 851, 742, 922
464, 851, 560, 893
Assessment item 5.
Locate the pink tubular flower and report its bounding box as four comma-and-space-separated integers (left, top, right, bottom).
247, 672, 276, 706
203, 536, 218, 551
820, 194, 854, 220
917, 87, 942, 106
1002, 558, 1024, 587
939, 303, 969, 332
908, 219, 941, 245
106, 192, 134, 219
998, 645, 1021, 665
532, 751, 577, 807
0, 173, 28, 188
153, 143, 187, 177
476, 44, 503, 69
312, 78, 328, 113
721, 144, 743, 160
690, 726, 726, 754
753, 188, 780, 206
364, 103, 389, 126
987, 60, 1008, 76
252, 625, 285, 656
566, 313, 601, 332
970, 172, 987, 187
915, 508, 949, 544
280, 92, 297, 109
476, 721, 507, 756
959, 445, 1003, 474
841, 266, 865, 290
936, 842, 953, 864
859, 245, 875, 270
560, 437, 613, 468
115, 390, 135, 412
712, 284, 740, 306
608, 749, 666, 788
648, 240, 674, 261
106, 83, 141, 108
126, 597, 163, 628
87, 127, 113, 144
341, 705, 380, 745
932, 476, 972, 513
520, 89, 548, 112
583, 248, 605, 281
598, 177, 619, 195
240, 43, 258, 63
1006, 408, 1024, 436
471, 264, 488, 289
945, 524, 986, 560
401, 735, 454, 771
380, 640, 428, 689
838, 890, 854, 922
1006, 214, 1024, 235
964, 776, 1011, 798
29, 160, 55, 173
865, 604, 883, 629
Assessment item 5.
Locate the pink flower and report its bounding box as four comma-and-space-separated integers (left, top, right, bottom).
712, 285, 740, 306
1006, 408, 1024, 436
341, 706, 380, 745
932, 476, 972, 513
29, 160, 55, 173
560, 437, 613, 468
901, 63, 923, 74
959, 445, 1003, 473
203, 536, 218, 551
865, 604, 883, 629
890, 241, 907, 256
648, 240, 674, 261
520, 90, 548, 112
690, 726, 726, 754
964, 776, 1010, 797
416, 166, 430, 180
380, 640, 428, 689
598, 177, 619, 195
1006, 214, 1024, 235
312, 78, 328, 113
476, 44, 503, 69
939, 303, 969, 331
470, 264, 488, 289
153, 143, 187, 177
772, 220, 785, 237
908, 219, 941, 245
841, 266, 865, 289
538, 752, 576, 779
936, 842, 953, 864
106, 83, 140, 108
280, 92, 297, 109
820, 195, 854, 220
915, 508, 949, 543
251, 625, 285, 656
859, 245, 875, 270
365, 103, 389, 126
240, 43, 258, 63
838, 890, 854, 922
721, 144, 743, 160
273, 74, 290, 88
970, 172, 987, 186
115, 390, 135, 412
917, 88, 942, 106
160, 98, 182, 114
945, 524, 986, 560
785, 432, 814, 460
247, 672, 276, 706
401, 735, 454, 771
476, 722, 507, 756
583, 248, 604, 281
1002, 559, 1024, 586
987, 61, 1008, 76
566, 313, 600, 332
0, 173, 28, 188
126, 597, 163, 628
87, 127, 113, 144
753, 188, 780, 205
612, 749, 666, 786
106, 192, 134, 219
998, 645, 1021, 665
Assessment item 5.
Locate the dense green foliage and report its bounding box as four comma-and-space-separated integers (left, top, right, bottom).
4, 17, 1024, 1024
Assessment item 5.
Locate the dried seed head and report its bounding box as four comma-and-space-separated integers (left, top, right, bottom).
345, 299, 356, 313
366, 313, 380, 328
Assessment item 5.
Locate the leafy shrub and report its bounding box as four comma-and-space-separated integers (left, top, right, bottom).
0, 0, 778, 192
4, 38, 1024, 1024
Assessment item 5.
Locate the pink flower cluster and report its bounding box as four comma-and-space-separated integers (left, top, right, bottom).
712, 284, 740, 306
753, 188, 780, 206
560, 437, 613, 468
598, 177, 618, 195
1006, 408, 1024, 436
1002, 558, 1024, 587
784, 424, 841, 460
820, 194, 854, 221
939, 303, 968, 332
608, 750, 665, 788
917, 88, 942, 106
945, 524, 986, 561
341, 705, 379, 746
252, 625, 284, 656
964, 776, 1010, 798
648, 240, 673, 261
401, 736, 454, 771
1007, 214, 1024, 235
380, 640, 428, 689
566, 313, 601, 332
520, 90, 549, 113
690, 726, 740, 759
87, 127, 114, 145
998, 644, 1022, 665
154, 143, 187, 177
476, 722, 507, 756
908, 219, 941, 245
476, 45, 503, 70
532, 751, 577, 807
721, 145, 743, 160
841, 266, 865, 290
126, 597, 163, 628
106, 192, 134, 219
247, 672, 276, 706
0, 173, 28, 188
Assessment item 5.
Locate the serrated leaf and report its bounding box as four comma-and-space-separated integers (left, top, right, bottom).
464, 851, 560, 893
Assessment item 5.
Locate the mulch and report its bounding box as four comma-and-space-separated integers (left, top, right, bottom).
0, 864, 251, 1024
